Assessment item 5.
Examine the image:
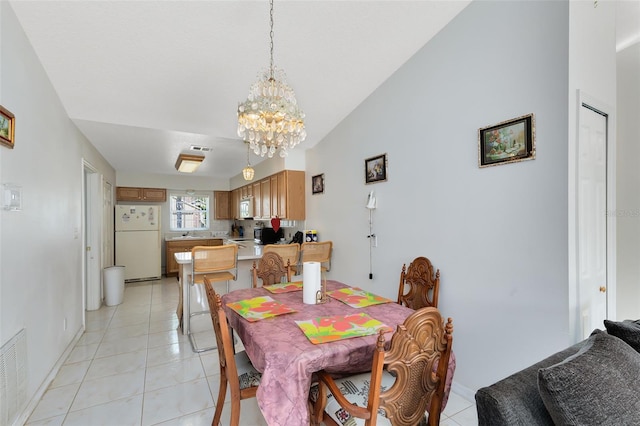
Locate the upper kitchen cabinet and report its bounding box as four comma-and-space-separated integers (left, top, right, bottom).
228, 170, 304, 220
116, 186, 166, 202
277, 170, 305, 220
231, 188, 241, 219
214, 191, 232, 220
252, 181, 262, 218
260, 178, 271, 219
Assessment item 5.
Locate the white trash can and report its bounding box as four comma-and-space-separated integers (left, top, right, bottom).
103, 266, 125, 306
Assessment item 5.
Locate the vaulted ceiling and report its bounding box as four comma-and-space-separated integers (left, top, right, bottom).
9, 1, 638, 180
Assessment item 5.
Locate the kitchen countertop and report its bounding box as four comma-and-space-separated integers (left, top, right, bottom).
173, 239, 263, 262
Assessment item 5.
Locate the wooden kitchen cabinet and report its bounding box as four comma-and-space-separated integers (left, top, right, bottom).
231, 188, 241, 219
116, 186, 166, 202
227, 170, 304, 220
252, 181, 261, 218
278, 170, 305, 220
214, 191, 231, 219
261, 178, 271, 219
270, 174, 279, 218
165, 238, 223, 277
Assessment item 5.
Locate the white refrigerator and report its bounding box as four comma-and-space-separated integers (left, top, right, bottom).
115, 205, 162, 282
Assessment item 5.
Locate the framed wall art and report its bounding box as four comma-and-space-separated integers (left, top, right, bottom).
365, 153, 387, 184
312, 173, 324, 194
478, 113, 535, 168
0, 105, 15, 149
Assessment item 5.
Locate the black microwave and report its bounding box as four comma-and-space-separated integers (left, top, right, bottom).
259, 227, 283, 245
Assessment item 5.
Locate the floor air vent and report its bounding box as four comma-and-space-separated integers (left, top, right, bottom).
1, 329, 27, 426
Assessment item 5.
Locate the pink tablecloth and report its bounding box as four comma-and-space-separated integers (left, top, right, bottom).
222, 280, 456, 426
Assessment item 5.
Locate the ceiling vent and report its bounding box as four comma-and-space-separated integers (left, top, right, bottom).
190, 145, 212, 152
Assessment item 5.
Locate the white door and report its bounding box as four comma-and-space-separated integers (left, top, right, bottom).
577, 104, 608, 338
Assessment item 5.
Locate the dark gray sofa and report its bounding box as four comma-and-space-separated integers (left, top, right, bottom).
475, 320, 640, 426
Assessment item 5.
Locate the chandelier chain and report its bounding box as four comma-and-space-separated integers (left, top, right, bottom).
269, 0, 274, 79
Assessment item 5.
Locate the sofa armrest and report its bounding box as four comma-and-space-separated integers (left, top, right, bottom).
475, 333, 600, 426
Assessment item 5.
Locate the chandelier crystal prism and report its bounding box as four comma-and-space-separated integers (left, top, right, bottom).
237, 0, 306, 159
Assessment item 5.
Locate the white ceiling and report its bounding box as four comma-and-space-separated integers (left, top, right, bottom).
9, 1, 639, 181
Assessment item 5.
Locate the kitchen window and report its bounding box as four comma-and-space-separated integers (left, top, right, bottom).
169, 193, 209, 231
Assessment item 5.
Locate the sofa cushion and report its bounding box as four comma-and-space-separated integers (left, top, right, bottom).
537, 332, 640, 426
604, 319, 640, 353
474, 331, 603, 426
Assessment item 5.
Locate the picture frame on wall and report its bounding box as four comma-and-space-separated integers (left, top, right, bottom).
478, 113, 535, 168
312, 174, 324, 194
0, 105, 15, 149
365, 153, 387, 184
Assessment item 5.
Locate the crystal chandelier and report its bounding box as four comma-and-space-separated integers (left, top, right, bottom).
237, 0, 306, 158
242, 143, 255, 181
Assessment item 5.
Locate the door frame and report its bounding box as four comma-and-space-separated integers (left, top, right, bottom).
82, 160, 102, 313
568, 90, 617, 342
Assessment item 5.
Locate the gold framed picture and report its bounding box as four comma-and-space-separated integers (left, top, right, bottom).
0, 105, 15, 149
478, 113, 535, 167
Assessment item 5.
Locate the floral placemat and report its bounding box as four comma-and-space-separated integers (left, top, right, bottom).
327, 287, 394, 308
226, 296, 297, 322
263, 281, 303, 293
296, 312, 391, 344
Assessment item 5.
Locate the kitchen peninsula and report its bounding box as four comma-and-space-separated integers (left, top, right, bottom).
174, 238, 272, 334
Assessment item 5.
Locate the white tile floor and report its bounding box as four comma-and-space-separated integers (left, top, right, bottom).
26, 277, 478, 426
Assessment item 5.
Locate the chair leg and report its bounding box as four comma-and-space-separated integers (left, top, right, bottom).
230, 395, 241, 426
213, 376, 228, 426
187, 282, 216, 353
186, 277, 191, 335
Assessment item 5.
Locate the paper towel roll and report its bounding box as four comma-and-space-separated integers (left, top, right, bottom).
303, 261, 321, 304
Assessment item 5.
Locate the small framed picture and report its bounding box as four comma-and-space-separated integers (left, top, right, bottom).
0, 105, 15, 149
312, 174, 324, 194
478, 113, 535, 167
365, 153, 387, 184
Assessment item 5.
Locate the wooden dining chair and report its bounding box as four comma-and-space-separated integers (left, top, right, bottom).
263, 243, 300, 277
311, 307, 453, 426
299, 241, 332, 274
203, 276, 261, 426
251, 251, 291, 288
397, 256, 440, 310
187, 244, 238, 353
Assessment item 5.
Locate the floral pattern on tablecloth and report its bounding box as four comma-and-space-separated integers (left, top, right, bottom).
226, 296, 296, 322
263, 281, 303, 293
296, 312, 392, 344
328, 287, 394, 308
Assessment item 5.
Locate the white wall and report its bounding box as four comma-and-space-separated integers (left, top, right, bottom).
306, 1, 573, 396
0, 3, 115, 422
117, 171, 229, 191
616, 42, 640, 320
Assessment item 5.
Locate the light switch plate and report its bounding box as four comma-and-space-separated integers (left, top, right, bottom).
3, 183, 22, 211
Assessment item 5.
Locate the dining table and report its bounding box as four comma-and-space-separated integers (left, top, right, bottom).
221, 279, 456, 426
